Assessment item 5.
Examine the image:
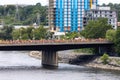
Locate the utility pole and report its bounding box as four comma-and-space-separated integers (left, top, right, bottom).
15, 4, 20, 21
37, 13, 41, 26
2, 5, 7, 26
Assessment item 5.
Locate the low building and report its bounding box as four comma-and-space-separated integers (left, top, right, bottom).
14, 25, 30, 29
53, 32, 65, 39
84, 6, 117, 29
117, 22, 120, 27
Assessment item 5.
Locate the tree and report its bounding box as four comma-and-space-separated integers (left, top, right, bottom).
106, 29, 116, 41
0, 4, 48, 25
34, 26, 47, 40
0, 25, 14, 40
115, 28, 120, 56
12, 27, 28, 40
12, 29, 20, 40
61, 32, 81, 40
12, 25, 47, 40
100, 53, 110, 64
81, 18, 112, 39
19, 27, 29, 40
26, 26, 34, 40
45, 31, 54, 40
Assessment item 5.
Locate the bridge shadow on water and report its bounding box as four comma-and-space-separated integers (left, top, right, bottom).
0, 66, 42, 71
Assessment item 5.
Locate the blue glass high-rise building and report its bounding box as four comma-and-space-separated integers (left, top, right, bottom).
49, 0, 98, 32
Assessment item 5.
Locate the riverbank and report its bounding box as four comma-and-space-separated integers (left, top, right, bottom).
85, 57, 120, 71
28, 51, 120, 71
29, 51, 41, 60
68, 53, 120, 71
28, 51, 81, 63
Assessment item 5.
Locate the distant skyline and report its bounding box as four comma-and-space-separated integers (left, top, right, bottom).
0, 0, 120, 5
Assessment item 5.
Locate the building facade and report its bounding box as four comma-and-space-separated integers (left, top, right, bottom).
84, 6, 117, 29
49, 0, 117, 32
49, 0, 98, 32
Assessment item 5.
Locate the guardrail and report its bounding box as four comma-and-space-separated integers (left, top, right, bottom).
0, 39, 111, 44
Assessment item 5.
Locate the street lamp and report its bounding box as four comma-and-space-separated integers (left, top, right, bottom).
32, 29, 35, 40
19, 28, 22, 40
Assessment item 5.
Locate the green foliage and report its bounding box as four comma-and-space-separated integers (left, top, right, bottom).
0, 3, 48, 25
106, 29, 116, 41
62, 32, 81, 40
114, 28, 120, 56
12, 25, 47, 40
26, 27, 34, 40
34, 26, 47, 39
100, 53, 109, 64
0, 25, 14, 40
12, 29, 20, 40
45, 31, 54, 40
81, 18, 112, 39
74, 48, 94, 54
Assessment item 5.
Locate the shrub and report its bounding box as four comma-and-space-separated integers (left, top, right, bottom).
100, 53, 109, 64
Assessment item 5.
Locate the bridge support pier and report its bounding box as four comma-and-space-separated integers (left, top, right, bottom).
42, 50, 58, 69
95, 47, 105, 55
95, 47, 112, 56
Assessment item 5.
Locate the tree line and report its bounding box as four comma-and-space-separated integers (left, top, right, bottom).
0, 25, 53, 40
0, 3, 48, 26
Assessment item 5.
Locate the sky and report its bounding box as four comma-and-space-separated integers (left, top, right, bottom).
0, 0, 120, 6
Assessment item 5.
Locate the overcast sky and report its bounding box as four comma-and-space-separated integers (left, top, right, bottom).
0, 0, 120, 5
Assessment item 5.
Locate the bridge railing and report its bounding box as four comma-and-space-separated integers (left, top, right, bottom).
0, 38, 110, 45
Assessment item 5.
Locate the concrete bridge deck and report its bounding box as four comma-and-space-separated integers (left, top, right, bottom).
0, 39, 114, 69
0, 40, 113, 51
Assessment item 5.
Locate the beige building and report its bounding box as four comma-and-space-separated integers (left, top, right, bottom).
48, 0, 56, 32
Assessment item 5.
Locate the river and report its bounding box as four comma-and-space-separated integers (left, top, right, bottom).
0, 51, 119, 80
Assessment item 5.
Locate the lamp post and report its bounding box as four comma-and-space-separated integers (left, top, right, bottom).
32, 29, 35, 40
19, 28, 22, 40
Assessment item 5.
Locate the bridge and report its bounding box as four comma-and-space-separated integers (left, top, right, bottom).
0, 39, 114, 68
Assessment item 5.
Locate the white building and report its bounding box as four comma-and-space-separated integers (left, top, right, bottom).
14, 25, 30, 29
84, 6, 117, 29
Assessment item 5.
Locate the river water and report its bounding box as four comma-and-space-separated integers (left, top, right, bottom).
0, 51, 120, 80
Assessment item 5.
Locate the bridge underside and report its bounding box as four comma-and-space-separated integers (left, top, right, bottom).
0, 43, 113, 51
0, 43, 114, 69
